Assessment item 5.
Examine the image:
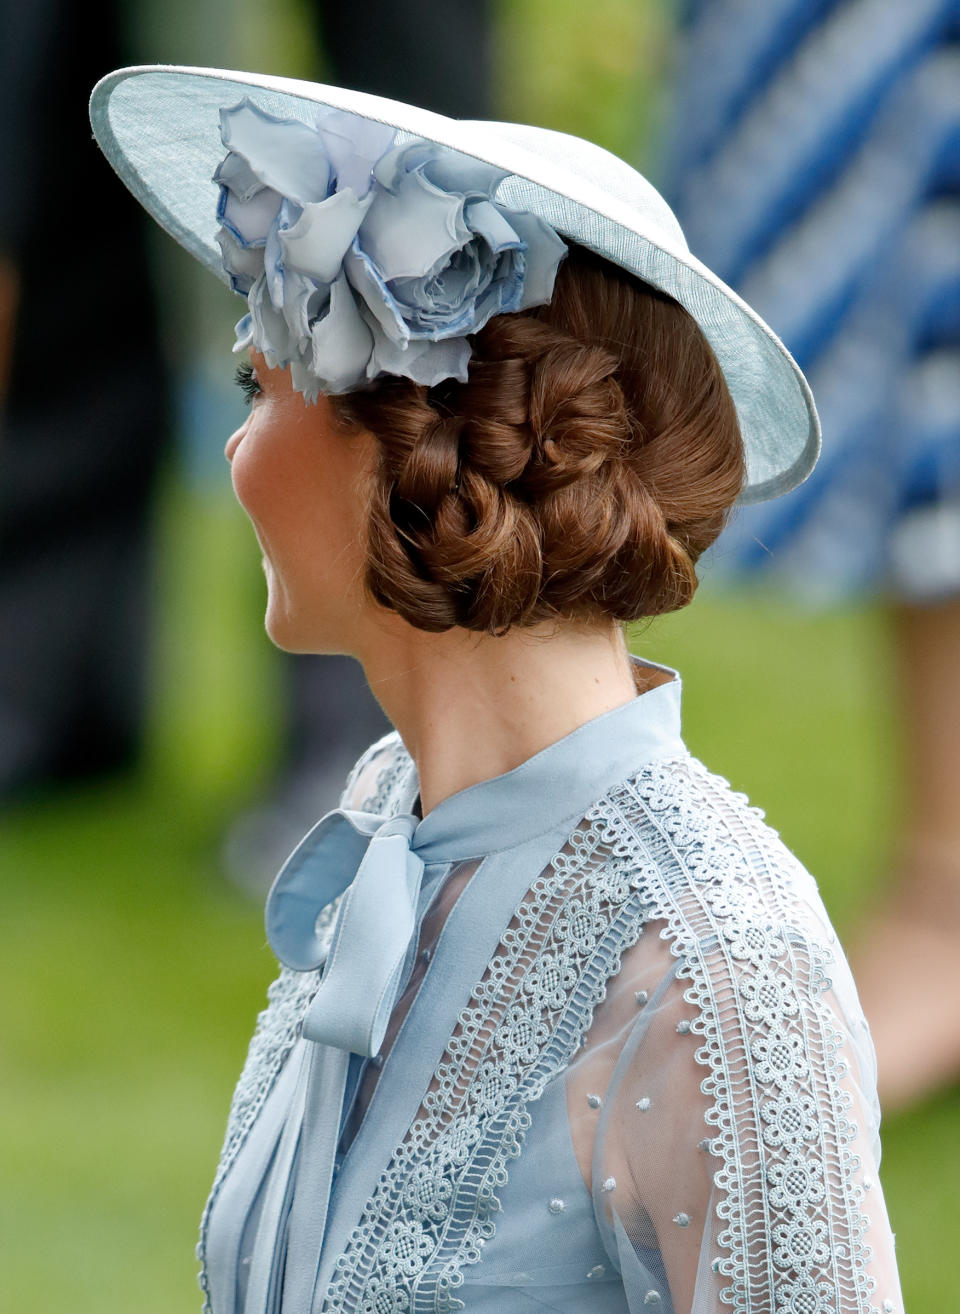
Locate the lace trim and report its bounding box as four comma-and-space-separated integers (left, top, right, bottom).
321, 757, 876, 1314
365, 746, 416, 816
604, 759, 877, 1314
197, 734, 414, 1309
323, 798, 654, 1312
341, 731, 414, 816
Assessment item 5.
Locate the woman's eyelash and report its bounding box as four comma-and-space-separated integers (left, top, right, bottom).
234, 362, 262, 405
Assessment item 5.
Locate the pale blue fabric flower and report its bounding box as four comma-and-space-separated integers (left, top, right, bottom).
214, 99, 567, 400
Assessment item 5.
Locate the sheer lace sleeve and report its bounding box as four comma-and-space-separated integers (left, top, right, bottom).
566, 900, 903, 1314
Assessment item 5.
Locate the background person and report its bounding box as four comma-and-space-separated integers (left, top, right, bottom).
0, 0, 168, 798
666, 0, 960, 1110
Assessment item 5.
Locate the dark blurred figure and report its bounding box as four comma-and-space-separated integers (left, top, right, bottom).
224, 0, 494, 886
0, 0, 168, 797
666, 0, 960, 1110
318, 0, 492, 116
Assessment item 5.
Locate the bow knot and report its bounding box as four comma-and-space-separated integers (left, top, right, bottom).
265, 809, 425, 1057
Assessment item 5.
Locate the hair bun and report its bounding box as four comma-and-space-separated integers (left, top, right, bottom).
333, 244, 744, 634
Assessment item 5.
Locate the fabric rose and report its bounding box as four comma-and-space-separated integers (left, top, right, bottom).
213, 99, 567, 400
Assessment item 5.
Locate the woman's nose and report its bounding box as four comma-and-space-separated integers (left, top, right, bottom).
225, 424, 245, 462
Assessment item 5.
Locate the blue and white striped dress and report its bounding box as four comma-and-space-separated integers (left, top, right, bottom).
667, 0, 960, 601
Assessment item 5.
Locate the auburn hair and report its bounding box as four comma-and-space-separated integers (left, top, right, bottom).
331, 243, 744, 634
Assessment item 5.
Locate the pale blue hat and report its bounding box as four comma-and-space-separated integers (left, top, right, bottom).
89, 64, 820, 503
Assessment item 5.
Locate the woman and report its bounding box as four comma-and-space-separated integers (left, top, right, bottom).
90, 67, 903, 1313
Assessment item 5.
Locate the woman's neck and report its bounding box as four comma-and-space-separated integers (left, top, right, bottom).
356, 616, 643, 815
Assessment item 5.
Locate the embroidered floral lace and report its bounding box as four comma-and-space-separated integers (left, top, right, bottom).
199, 725, 902, 1314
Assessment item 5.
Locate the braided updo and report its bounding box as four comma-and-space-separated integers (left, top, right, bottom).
331, 244, 744, 634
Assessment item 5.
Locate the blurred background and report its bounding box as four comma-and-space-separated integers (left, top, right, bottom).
1, 0, 958, 1309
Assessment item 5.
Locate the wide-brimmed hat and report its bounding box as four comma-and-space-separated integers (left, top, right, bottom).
90, 64, 820, 503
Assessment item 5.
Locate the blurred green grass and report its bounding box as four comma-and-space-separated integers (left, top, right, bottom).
3, 2, 956, 1309
2, 485, 956, 1312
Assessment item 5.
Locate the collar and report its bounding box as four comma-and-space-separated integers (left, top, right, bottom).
272, 658, 682, 885
409, 661, 683, 861
265, 661, 683, 1054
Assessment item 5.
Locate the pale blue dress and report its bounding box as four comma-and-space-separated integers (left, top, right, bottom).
200, 665, 903, 1313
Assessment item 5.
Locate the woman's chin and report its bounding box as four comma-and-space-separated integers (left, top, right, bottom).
265, 606, 308, 653
263, 591, 305, 652
261, 568, 310, 651
264, 598, 352, 656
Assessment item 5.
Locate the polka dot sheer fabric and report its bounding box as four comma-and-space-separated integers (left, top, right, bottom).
200, 712, 902, 1314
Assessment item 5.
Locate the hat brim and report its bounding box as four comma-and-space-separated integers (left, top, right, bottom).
90, 64, 820, 504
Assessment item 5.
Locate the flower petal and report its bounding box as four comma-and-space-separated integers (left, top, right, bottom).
370, 140, 416, 194
263, 219, 284, 309
505, 209, 568, 309
281, 270, 318, 343
344, 245, 409, 345
464, 199, 523, 254
367, 329, 471, 387
218, 181, 282, 247
373, 140, 506, 200
289, 350, 321, 403
279, 188, 375, 284
216, 226, 265, 294
212, 151, 263, 203
359, 169, 467, 280
248, 276, 297, 366
471, 249, 525, 324
419, 150, 509, 199
316, 109, 396, 198
391, 246, 483, 323
220, 100, 332, 206
233, 313, 255, 353
388, 250, 486, 340
310, 273, 375, 393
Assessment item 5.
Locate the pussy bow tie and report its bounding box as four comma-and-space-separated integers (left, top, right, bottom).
265, 808, 448, 1058
241, 808, 452, 1314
